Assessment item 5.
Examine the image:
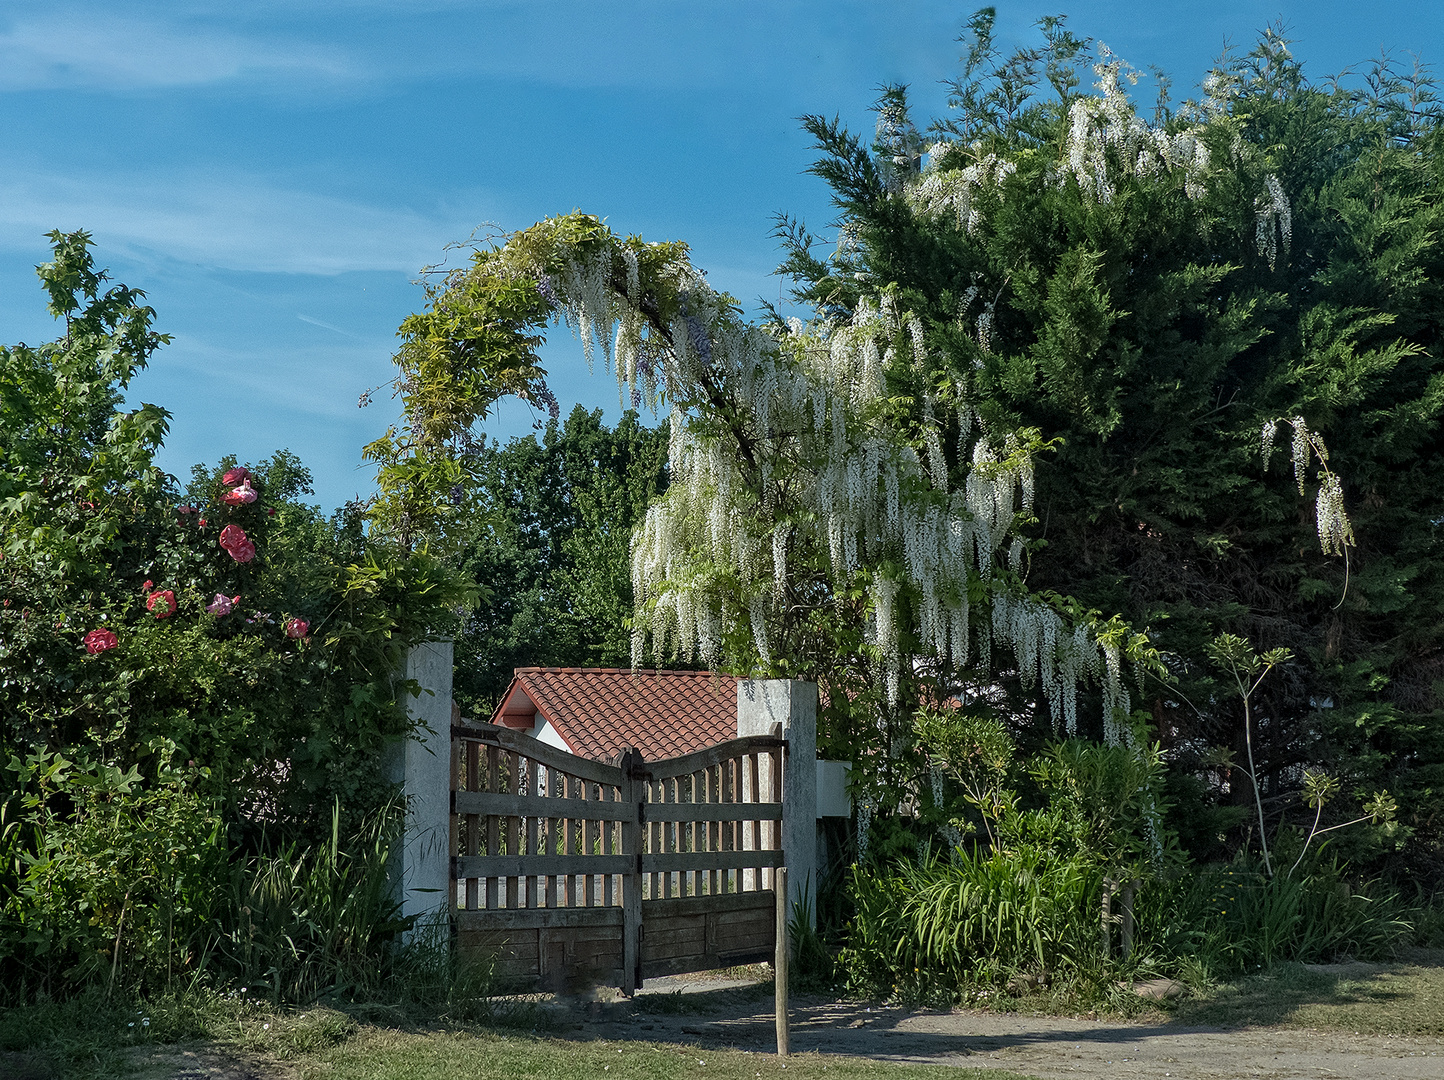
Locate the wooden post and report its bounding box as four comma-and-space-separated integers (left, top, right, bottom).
1100, 874, 1115, 958
619, 747, 644, 996
775, 865, 790, 1058
1121, 878, 1137, 961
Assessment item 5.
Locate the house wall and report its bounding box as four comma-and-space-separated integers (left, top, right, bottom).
530, 712, 571, 751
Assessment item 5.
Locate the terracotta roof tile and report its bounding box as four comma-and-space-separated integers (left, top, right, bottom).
487, 668, 740, 762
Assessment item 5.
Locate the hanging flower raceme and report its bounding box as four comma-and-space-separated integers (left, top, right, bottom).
146, 590, 177, 619
84, 628, 118, 654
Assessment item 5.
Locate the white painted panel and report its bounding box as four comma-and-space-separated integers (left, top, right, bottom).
816, 759, 852, 818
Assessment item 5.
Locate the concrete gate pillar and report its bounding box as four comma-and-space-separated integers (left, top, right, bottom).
737, 679, 817, 927
386, 639, 454, 929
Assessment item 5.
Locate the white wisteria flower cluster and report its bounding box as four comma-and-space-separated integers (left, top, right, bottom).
1260, 416, 1354, 556
540, 235, 1138, 739
905, 48, 1213, 240
1060, 50, 1212, 204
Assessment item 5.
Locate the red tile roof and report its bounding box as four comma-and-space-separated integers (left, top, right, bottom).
488, 668, 740, 762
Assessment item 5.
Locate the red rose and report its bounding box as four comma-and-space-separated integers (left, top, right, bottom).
143, 580, 154, 592
222, 467, 251, 486
198, 518, 207, 527
146, 590, 177, 619
230, 539, 256, 563
84, 628, 118, 654
218, 524, 247, 551
284, 618, 309, 640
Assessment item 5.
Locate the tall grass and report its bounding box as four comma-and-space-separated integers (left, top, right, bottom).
841, 847, 1416, 1002
839, 846, 1102, 995
209, 800, 411, 1003
1160, 859, 1413, 975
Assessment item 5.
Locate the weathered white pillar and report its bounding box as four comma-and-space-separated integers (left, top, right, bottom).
738, 679, 817, 927
385, 639, 453, 929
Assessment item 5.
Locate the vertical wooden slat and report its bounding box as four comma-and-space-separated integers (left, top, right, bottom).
693, 773, 704, 900
722, 756, 735, 893
668, 776, 679, 899
572, 776, 584, 906
486, 745, 500, 910
708, 764, 719, 896
449, 736, 460, 913
545, 766, 558, 908
465, 740, 480, 910
604, 781, 616, 908
748, 752, 762, 892
526, 757, 540, 908
505, 750, 520, 908
769, 744, 783, 891
583, 782, 596, 907
562, 773, 576, 907
647, 779, 658, 900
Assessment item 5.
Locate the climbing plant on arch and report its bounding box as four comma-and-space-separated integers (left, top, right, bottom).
364, 212, 1162, 783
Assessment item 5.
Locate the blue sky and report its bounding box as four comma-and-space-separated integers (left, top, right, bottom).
2, 1, 1439, 511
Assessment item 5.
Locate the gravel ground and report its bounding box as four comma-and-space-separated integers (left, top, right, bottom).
578, 972, 1444, 1080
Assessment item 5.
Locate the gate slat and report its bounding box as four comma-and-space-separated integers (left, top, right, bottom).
486, 744, 500, 909
456, 853, 634, 878
643, 849, 785, 873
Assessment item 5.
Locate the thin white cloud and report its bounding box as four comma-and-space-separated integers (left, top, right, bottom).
0, 11, 355, 91
0, 167, 488, 274
297, 313, 364, 338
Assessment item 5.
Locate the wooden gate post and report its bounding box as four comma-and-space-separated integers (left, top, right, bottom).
618, 746, 644, 995
774, 865, 790, 1057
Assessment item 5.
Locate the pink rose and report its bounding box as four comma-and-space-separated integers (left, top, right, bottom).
219, 524, 248, 552
206, 593, 235, 615
229, 539, 256, 563
284, 618, 309, 640
142, 580, 154, 592
84, 628, 118, 654
221, 467, 251, 486
177, 505, 196, 515
146, 590, 177, 619
221, 479, 258, 506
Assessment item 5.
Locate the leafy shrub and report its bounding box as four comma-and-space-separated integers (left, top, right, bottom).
0, 232, 473, 1000
0, 749, 225, 997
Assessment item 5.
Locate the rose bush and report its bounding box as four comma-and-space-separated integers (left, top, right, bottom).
0, 233, 475, 998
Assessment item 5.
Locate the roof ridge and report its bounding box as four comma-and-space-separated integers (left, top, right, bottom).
513, 667, 739, 677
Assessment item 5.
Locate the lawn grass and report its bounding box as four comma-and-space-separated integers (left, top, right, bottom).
1171, 949, 1444, 1035
285, 1027, 1036, 1080
0, 992, 1039, 1080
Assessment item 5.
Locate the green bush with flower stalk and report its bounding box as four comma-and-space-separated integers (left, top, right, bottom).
1, 232, 474, 998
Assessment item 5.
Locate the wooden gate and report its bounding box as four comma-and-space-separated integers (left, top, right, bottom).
449, 721, 785, 993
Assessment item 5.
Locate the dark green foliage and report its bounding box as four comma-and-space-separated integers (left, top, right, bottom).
452, 405, 670, 715
779, 19, 1444, 879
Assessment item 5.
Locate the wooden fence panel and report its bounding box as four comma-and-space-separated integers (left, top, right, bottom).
450, 721, 784, 994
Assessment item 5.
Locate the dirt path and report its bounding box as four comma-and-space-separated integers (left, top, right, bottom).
581, 976, 1444, 1080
